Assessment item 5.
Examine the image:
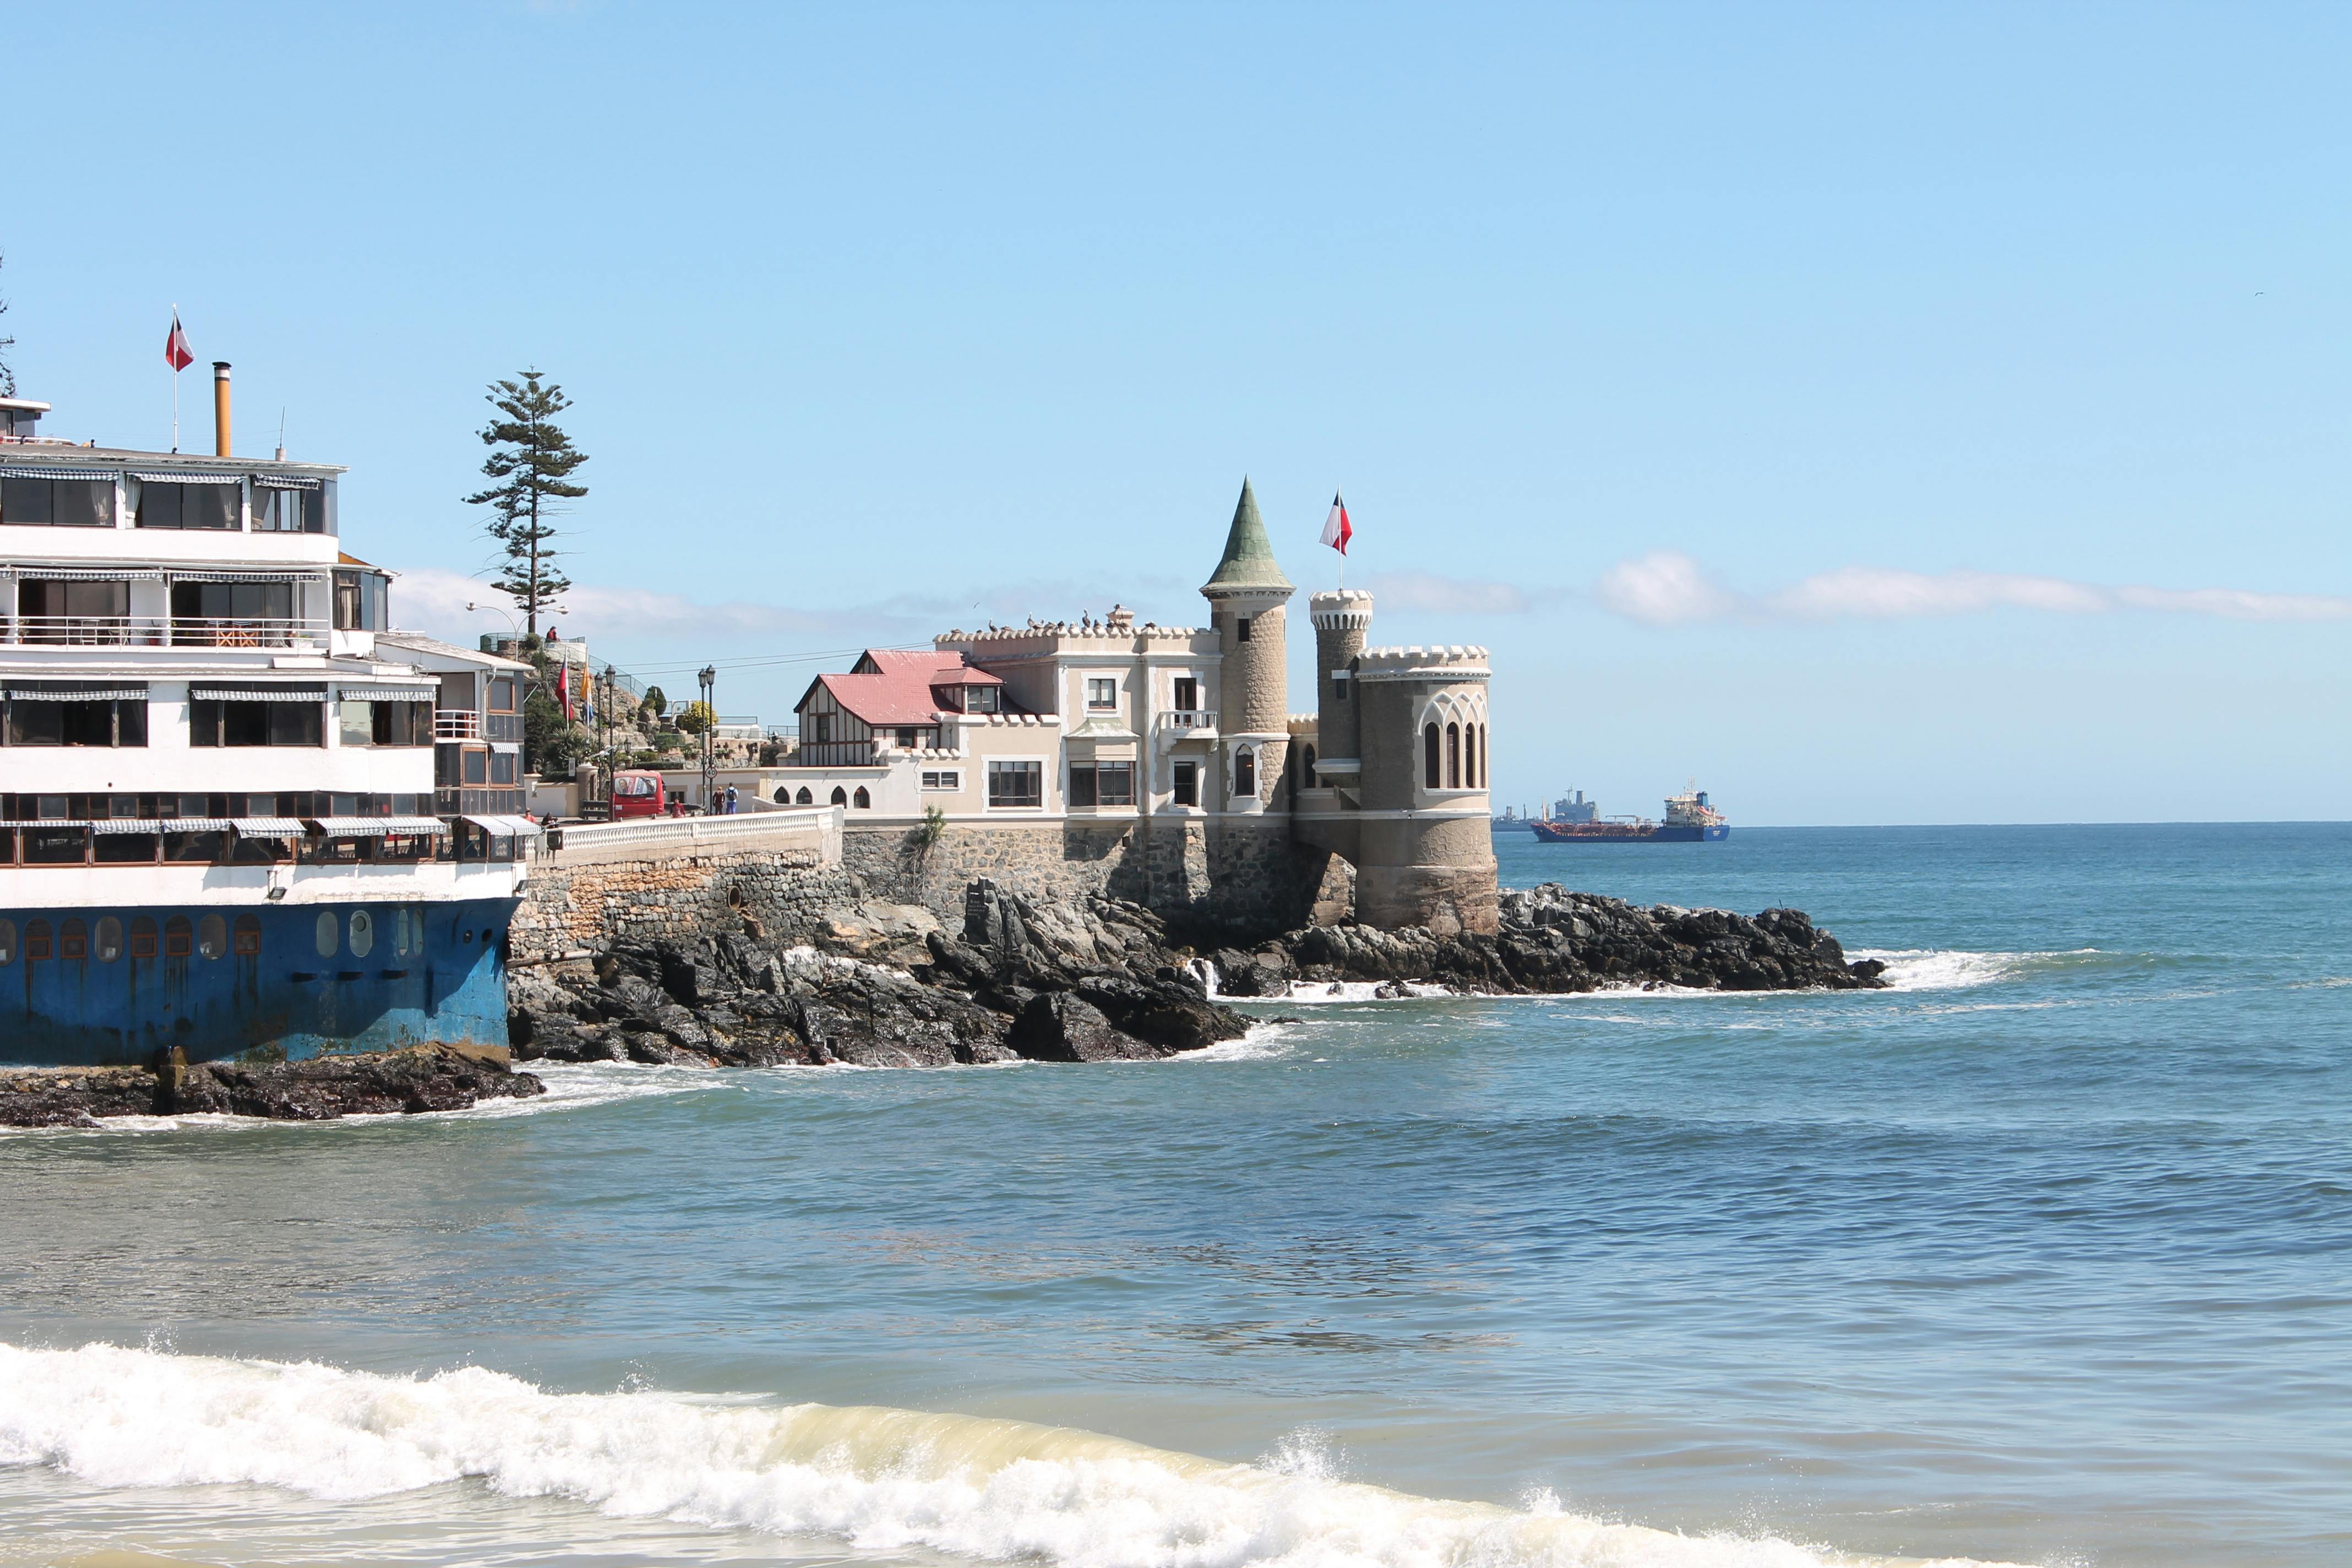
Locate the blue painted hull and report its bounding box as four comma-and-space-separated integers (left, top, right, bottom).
0, 897, 516, 1068
1651, 824, 1733, 842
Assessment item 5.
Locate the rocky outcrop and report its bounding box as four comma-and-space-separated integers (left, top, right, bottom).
509, 876, 1879, 1075
1211, 884, 1885, 996
509, 880, 1250, 1071
0, 1045, 545, 1128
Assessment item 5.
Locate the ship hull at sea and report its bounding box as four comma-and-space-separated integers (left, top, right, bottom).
1529, 822, 1731, 842
0, 895, 516, 1068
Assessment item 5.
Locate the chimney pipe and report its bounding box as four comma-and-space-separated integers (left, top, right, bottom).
211, 362, 232, 458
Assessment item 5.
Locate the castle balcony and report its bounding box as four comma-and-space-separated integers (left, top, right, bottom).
1157, 710, 1218, 740
434, 709, 483, 741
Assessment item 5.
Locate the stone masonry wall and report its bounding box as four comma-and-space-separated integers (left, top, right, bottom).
842, 817, 1335, 941
514, 845, 858, 965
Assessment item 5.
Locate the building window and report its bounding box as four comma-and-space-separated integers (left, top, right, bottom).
61, 919, 88, 961
0, 919, 13, 963
130, 918, 157, 959
251, 483, 328, 533
796, 787, 813, 804
330, 570, 386, 631
1424, 723, 1441, 790
966, 685, 1000, 714
1172, 759, 1199, 808
805, 712, 832, 743
6, 698, 146, 748
136, 481, 238, 530
852, 786, 872, 808
1069, 762, 1133, 808
0, 476, 114, 527
489, 677, 518, 711
1235, 617, 1251, 643
234, 914, 262, 956
17, 579, 129, 640
1234, 747, 1255, 800
1303, 744, 1317, 787
491, 751, 518, 786
26, 919, 53, 960
192, 699, 323, 748
461, 748, 488, 783
1447, 722, 1461, 789
172, 580, 295, 635
165, 915, 193, 958
1172, 676, 1199, 712
830, 786, 848, 806
1086, 677, 1117, 711
987, 760, 1042, 808
1332, 670, 1349, 701
23, 826, 88, 865
896, 727, 919, 748
199, 914, 229, 961
94, 917, 123, 962
921, 770, 960, 791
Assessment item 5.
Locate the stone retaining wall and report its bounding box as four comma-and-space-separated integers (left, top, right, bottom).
514, 843, 857, 964
841, 817, 1338, 939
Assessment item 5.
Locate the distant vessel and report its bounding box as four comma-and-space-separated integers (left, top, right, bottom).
1530, 787, 1730, 843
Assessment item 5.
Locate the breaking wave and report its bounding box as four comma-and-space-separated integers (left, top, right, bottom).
0, 1342, 2017, 1568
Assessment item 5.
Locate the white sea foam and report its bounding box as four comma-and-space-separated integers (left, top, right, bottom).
1852, 950, 2042, 992
0, 1342, 2021, 1568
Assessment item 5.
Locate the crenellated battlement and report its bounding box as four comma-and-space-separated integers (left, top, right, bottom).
1307, 589, 1375, 631
1355, 645, 1491, 681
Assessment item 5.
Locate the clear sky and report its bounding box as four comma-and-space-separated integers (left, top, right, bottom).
7, 3, 2347, 823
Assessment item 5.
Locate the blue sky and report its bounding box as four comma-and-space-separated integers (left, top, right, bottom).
7, 2, 2348, 823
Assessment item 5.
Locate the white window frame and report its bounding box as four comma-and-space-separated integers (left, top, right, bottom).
1085, 676, 1118, 712
920, 769, 961, 791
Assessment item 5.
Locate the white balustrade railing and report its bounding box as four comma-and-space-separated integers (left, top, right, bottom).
434, 709, 483, 740
0, 616, 330, 650
1159, 709, 1218, 731
543, 805, 843, 864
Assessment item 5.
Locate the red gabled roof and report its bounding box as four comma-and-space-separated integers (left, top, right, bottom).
799, 649, 1002, 728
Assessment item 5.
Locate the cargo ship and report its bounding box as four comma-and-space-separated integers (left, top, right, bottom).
1530, 787, 1729, 843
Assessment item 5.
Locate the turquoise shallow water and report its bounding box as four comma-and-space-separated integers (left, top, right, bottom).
2, 825, 2347, 1568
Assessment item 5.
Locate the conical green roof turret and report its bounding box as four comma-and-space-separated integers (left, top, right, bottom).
1201, 477, 1293, 594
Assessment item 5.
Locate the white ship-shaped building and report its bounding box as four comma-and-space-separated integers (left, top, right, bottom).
0, 369, 531, 1066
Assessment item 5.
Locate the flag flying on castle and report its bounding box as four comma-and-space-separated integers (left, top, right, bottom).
1321, 490, 1352, 554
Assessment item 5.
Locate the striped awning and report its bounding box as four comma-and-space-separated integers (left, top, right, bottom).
4, 568, 166, 581
232, 818, 308, 836
309, 816, 447, 837
4, 686, 148, 701
253, 474, 322, 489
0, 820, 91, 830
463, 814, 541, 839
162, 819, 235, 832
337, 687, 435, 702
91, 819, 166, 835
189, 686, 326, 702
167, 569, 323, 583
129, 471, 242, 484
0, 466, 119, 482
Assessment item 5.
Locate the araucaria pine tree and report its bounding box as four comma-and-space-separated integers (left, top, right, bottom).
466, 370, 587, 635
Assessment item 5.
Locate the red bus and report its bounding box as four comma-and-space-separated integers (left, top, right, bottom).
610, 770, 668, 819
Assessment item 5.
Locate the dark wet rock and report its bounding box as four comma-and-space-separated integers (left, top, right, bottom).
503, 875, 1877, 1080
0, 1046, 544, 1126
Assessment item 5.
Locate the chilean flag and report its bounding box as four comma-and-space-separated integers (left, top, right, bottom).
1320, 489, 1352, 555
164, 313, 194, 372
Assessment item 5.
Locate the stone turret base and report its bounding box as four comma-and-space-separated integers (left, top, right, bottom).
1357, 861, 1502, 937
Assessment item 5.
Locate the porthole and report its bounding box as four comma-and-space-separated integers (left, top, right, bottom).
198, 913, 228, 960
165, 916, 192, 958
410, 906, 426, 954
61, 919, 88, 961
0, 918, 15, 965
315, 910, 339, 957
94, 917, 123, 962
393, 907, 410, 956
233, 914, 261, 956
480, 928, 496, 944
462, 928, 475, 944
130, 917, 157, 959
349, 909, 374, 957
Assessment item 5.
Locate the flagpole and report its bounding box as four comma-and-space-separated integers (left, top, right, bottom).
170, 303, 179, 453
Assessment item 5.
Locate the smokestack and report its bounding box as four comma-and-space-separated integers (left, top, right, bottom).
211, 362, 232, 458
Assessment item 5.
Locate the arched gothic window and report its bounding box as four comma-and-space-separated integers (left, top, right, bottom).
1477, 724, 1488, 788
1446, 723, 1461, 789
1234, 746, 1255, 801
1303, 744, 1317, 788
1424, 723, 1441, 789
830, 786, 848, 807
852, 787, 871, 809
796, 787, 813, 804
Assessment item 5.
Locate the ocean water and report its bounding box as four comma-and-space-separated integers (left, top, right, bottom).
3, 824, 2348, 1568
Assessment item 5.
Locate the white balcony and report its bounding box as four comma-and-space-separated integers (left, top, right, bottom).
0, 614, 330, 651
435, 709, 483, 740
1158, 710, 1218, 738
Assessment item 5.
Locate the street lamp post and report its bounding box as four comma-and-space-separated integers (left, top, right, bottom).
698, 665, 717, 814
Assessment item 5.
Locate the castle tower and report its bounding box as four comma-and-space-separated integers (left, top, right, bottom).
1307, 589, 1373, 788
1352, 644, 1499, 934
1200, 478, 1294, 812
